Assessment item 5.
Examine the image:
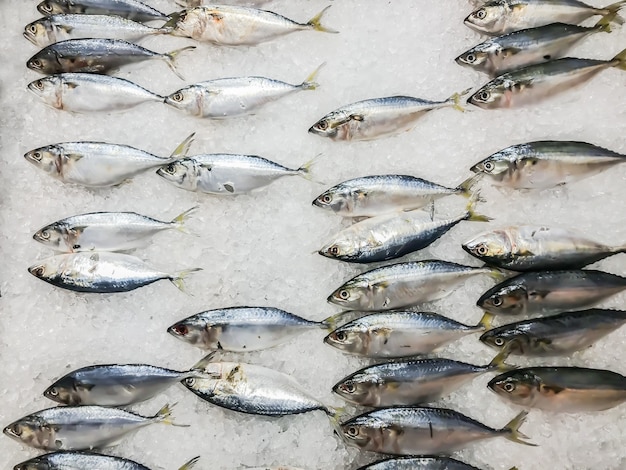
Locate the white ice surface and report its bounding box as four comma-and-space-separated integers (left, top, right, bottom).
1, 1, 625, 469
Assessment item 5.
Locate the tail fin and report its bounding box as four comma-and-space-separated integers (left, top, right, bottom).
179, 457, 201, 470
320, 311, 350, 330
487, 266, 506, 281
163, 11, 184, 31
155, 403, 189, 427
190, 352, 217, 371
464, 192, 491, 222
603, 0, 626, 25
170, 268, 202, 293
297, 153, 324, 182
594, 11, 617, 32
169, 132, 195, 160
164, 46, 196, 80
611, 46, 626, 69
487, 349, 517, 372
306, 5, 338, 33
171, 206, 198, 234
614, 243, 626, 254
456, 174, 482, 198
300, 62, 326, 91
447, 88, 472, 112
476, 311, 494, 330
502, 411, 536, 446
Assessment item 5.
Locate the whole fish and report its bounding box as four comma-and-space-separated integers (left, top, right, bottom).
24, 133, 193, 187
324, 311, 492, 358
489, 367, 626, 412
164, 66, 321, 118
318, 198, 489, 263
339, 407, 533, 454
174, 0, 271, 6
332, 352, 511, 406
157, 153, 314, 194
15, 453, 199, 470
312, 175, 478, 218
43, 355, 213, 406
33, 208, 196, 252
357, 457, 485, 470
480, 309, 626, 356
477, 270, 626, 316
27, 39, 194, 79
24, 14, 168, 48
167, 306, 327, 351
463, 225, 626, 271
184, 361, 334, 416
469, 141, 626, 189
328, 260, 500, 311
308, 90, 467, 141
28, 252, 201, 293
28, 73, 164, 113
468, 48, 626, 109
3, 404, 178, 451
456, 20, 610, 76
464, 0, 626, 36
37, 0, 168, 22
164, 5, 336, 45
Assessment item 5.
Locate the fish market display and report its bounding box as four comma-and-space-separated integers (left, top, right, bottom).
28, 73, 164, 113
477, 269, 626, 316
488, 366, 626, 412
328, 260, 500, 311
357, 457, 487, 470
470, 141, 626, 189
28, 252, 201, 293
33, 208, 195, 252
167, 306, 327, 351
309, 90, 467, 141
14, 452, 199, 470
480, 309, 626, 356
37, 0, 168, 22
324, 311, 492, 358
164, 5, 336, 45
339, 407, 533, 454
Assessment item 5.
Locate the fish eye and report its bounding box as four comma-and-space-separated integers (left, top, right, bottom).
170, 92, 184, 102
479, 91, 490, 101
30, 59, 42, 69
164, 163, 177, 174
466, 53, 476, 63
40, 2, 53, 13
40, 230, 50, 239
483, 161, 495, 172
494, 337, 505, 346
476, 244, 488, 256
32, 151, 43, 161
504, 382, 515, 392
9, 424, 22, 436
32, 266, 46, 277
475, 8, 487, 19
321, 194, 332, 204
338, 289, 349, 300
34, 80, 45, 90
343, 381, 356, 393
317, 120, 329, 131
185, 377, 196, 386
48, 387, 58, 396
172, 324, 188, 335
335, 331, 347, 342
329, 245, 339, 256
29, 25, 38, 33
492, 295, 503, 307
346, 426, 358, 437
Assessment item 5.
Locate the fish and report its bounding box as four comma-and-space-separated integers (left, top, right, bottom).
37, 0, 168, 22
33, 207, 196, 252
357, 457, 486, 470
469, 141, 626, 189
456, 19, 611, 76
43, 355, 213, 406
477, 270, 626, 316
463, 225, 626, 271
24, 14, 168, 48
488, 367, 626, 412
467, 48, 626, 109
328, 260, 501, 311
167, 306, 327, 351
163, 5, 336, 45
464, 0, 626, 36
27, 39, 195, 79
332, 351, 512, 406
28, 252, 201, 293
164, 66, 322, 118
24, 133, 194, 188
312, 174, 479, 218
480, 309, 626, 356
28, 73, 164, 113
156, 153, 315, 194
318, 197, 489, 263
339, 407, 533, 454
14, 453, 200, 470
324, 311, 493, 358
308, 90, 468, 141
3, 404, 180, 451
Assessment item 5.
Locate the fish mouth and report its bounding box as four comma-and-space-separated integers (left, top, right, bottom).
312, 197, 323, 207
308, 125, 326, 136
318, 248, 333, 259
460, 243, 474, 255
3, 423, 19, 438
469, 163, 481, 173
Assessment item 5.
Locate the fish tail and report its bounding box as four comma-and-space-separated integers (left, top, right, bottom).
611, 46, 626, 70
456, 173, 482, 198
464, 192, 491, 222
155, 403, 189, 427
603, 1, 626, 25
297, 153, 324, 183
178, 456, 201, 470
170, 268, 203, 293
614, 244, 626, 253
320, 311, 349, 330
447, 88, 472, 112
163, 11, 183, 31
300, 62, 326, 91
171, 206, 198, 234
169, 132, 195, 159
306, 5, 338, 33
477, 311, 494, 330
190, 352, 218, 372
487, 266, 506, 281
594, 11, 617, 32
165, 46, 196, 80
502, 411, 537, 446
488, 349, 517, 372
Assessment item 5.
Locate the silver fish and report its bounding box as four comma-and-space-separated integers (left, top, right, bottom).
308, 91, 467, 141
24, 14, 167, 48
357, 457, 485, 470
312, 175, 478, 218
332, 352, 511, 407
37, 0, 168, 22
470, 141, 626, 189
33, 208, 196, 252
157, 153, 314, 194
24, 133, 193, 188
15, 454, 199, 470
456, 20, 610, 76
340, 407, 533, 454
27, 39, 194, 79
28, 73, 164, 113
3, 404, 178, 451
324, 311, 492, 358
28, 252, 201, 293
164, 5, 336, 45
167, 306, 326, 352
489, 367, 626, 412
464, 0, 626, 36
468, 49, 626, 109
463, 225, 626, 271
477, 270, 626, 316
328, 260, 500, 311
480, 309, 626, 356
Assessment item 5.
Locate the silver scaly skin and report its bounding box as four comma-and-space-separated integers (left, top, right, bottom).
37, 0, 168, 22
357, 456, 484, 470
14, 453, 200, 470
489, 367, 626, 412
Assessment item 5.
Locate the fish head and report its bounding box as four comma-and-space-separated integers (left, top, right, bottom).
23, 20, 49, 48
318, 238, 357, 261
332, 372, 374, 404
478, 282, 527, 315
308, 111, 349, 140
455, 44, 492, 70
469, 153, 511, 182
43, 375, 81, 405
26, 50, 56, 75
464, 2, 507, 35
164, 86, 202, 116
33, 222, 65, 250
339, 416, 378, 449
28, 257, 64, 283
488, 370, 538, 406
157, 159, 196, 190
167, 316, 217, 349
37, 1, 68, 15
467, 81, 507, 110
480, 327, 522, 353
27, 76, 60, 108
13, 455, 50, 470
24, 145, 63, 178
324, 325, 364, 353
327, 279, 367, 309
3, 415, 51, 449
312, 186, 351, 213
462, 229, 511, 262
